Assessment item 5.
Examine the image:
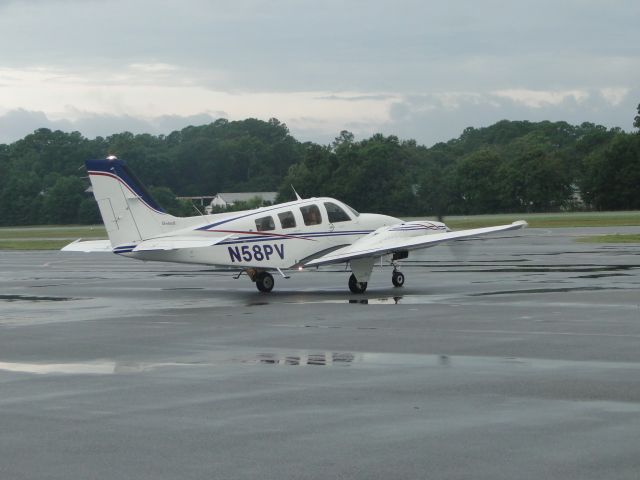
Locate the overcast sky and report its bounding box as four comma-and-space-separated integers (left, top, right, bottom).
0, 0, 638, 145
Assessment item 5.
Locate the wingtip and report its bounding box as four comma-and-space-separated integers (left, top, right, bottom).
513, 220, 528, 228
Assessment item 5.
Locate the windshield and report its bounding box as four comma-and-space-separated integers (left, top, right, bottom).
344, 203, 360, 217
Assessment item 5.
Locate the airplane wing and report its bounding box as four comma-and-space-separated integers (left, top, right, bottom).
304, 220, 527, 267
61, 239, 113, 252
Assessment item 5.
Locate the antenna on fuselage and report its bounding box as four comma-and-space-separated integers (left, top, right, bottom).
291, 185, 302, 201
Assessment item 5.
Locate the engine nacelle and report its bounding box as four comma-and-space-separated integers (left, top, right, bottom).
377, 220, 449, 239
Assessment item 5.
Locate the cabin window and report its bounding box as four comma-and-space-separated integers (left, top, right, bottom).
255, 215, 275, 231
278, 211, 296, 229
324, 202, 351, 223
300, 205, 322, 226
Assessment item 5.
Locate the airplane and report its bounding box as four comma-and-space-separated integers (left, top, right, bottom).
62, 156, 527, 293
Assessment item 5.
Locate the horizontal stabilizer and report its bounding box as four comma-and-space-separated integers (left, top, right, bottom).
61, 239, 112, 253
305, 220, 528, 267
131, 235, 231, 252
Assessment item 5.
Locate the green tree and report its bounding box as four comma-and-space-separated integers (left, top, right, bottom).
582, 134, 640, 210
77, 198, 101, 224
454, 149, 505, 214
148, 186, 192, 216
501, 146, 572, 212
0, 116, 635, 226
0, 172, 43, 225
41, 176, 86, 224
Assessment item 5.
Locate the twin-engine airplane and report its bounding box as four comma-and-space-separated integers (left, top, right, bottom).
63, 157, 527, 293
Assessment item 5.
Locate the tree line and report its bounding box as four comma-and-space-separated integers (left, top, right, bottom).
0, 108, 639, 226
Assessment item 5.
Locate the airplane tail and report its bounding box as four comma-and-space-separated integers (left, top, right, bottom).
86, 157, 185, 247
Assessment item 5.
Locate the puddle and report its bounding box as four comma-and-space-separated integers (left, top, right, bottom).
348, 297, 402, 305
2, 352, 638, 375
241, 296, 408, 307
0, 352, 358, 374
0, 294, 75, 302
249, 294, 462, 307
0, 360, 209, 375
0, 360, 124, 374
0, 352, 446, 374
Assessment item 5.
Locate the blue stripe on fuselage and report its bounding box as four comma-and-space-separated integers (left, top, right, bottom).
217, 230, 373, 245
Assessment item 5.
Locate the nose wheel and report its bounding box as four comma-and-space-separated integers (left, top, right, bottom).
348, 273, 368, 294
392, 270, 405, 287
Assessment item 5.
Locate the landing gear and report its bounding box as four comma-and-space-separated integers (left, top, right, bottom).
392, 270, 405, 288
348, 273, 368, 294
256, 271, 274, 293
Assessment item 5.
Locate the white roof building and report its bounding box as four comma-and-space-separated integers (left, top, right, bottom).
207, 192, 278, 212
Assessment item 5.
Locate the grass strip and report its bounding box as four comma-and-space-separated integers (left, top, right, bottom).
575, 234, 640, 244
0, 225, 107, 240
0, 240, 73, 250
441, 212, 640, 229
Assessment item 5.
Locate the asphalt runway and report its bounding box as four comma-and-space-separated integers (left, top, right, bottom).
1, 227, 640, 480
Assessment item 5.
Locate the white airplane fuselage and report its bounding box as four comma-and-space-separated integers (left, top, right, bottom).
64, 157, 525, 293
120, 198, 403, 269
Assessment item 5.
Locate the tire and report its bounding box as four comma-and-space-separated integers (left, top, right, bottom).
392, 271, 405, 287
256, 271, 274, 292
348, 273, 368, 294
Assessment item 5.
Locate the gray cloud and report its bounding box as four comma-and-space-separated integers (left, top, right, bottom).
383, 88, 640, 146
0, 0, 637, 145
315, 94, 396, 102
0, 109, 74, 143
0, 109, 222, 144
1, 0, 638, 92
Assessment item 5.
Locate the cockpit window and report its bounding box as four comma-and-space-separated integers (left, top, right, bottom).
255, 215, 275, 231
324, 202, 351, 223
300, 205, 322, 226
278, 211, 296, 229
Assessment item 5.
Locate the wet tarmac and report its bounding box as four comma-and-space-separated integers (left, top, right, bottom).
1, 227, 640, 479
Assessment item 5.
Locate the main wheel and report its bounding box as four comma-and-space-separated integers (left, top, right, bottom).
348, 273, 368, 294
256, 271, 274, 292
392, 270, 405, 287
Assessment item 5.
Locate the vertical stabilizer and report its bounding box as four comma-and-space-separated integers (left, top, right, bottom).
86, 157, 178, 247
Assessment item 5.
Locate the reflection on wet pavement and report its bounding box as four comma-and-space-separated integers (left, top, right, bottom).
348, 297, 402, 305
257, 352, 355, 366
0, 351, 358, 374
8, 349, 640, 376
